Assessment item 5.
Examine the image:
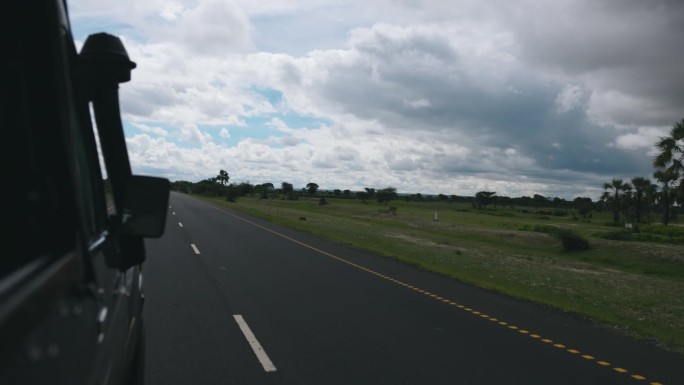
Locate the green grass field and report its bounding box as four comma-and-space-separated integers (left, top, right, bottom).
197, 194, 684, 354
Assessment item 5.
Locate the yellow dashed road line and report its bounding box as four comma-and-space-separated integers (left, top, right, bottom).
204, 201, 665, 385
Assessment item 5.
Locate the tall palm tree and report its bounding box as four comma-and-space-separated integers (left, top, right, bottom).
631, 177, 654, 223
217, 169, 230, 185
645, 183, 659, 223
654, 169, 679, 225
602, 178, 632, 222
653, 119, 684, 225
654, 119, 684, 177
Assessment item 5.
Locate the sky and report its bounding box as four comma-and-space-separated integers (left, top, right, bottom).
68, 0, 684, 200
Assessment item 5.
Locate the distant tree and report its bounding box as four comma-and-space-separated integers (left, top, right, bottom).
194, 178, 222, 196
306, 182, 319, 196
217, 170, 230, 185
356, 191, 370, 202
573, 197, 594, 218
631, 177, 654, 223
376, 187, 398, 205
645, 183, 659, 222
533, 194, 548, 208
438, 194, 448, 202
475, 191, 496, 209
255, 182, 274, 199
654, 169, 678, 225
601, 179, 632, 223
342, 189, 352, 199
516, 196, 534, 207
281, 182, 294, 194
171, 180, 193, 193
237, 182, 254, 196
653, 119, 684, 224
498, 196, 513, 208
333, 189, 342, 197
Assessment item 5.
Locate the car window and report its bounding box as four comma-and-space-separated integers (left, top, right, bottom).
59, 26, 110, 238
2, 12, 76, 279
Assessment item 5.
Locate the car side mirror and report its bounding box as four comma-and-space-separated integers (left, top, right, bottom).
121, 175, 170, 238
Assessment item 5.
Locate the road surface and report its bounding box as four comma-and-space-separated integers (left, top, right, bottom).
143, 192, 683, 384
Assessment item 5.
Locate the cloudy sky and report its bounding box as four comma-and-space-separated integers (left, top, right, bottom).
69, 0, 683, 199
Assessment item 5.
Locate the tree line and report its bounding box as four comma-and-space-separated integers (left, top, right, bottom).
170, 171, 400, 204
600, 119, 684, 225
169, 119, 684, 224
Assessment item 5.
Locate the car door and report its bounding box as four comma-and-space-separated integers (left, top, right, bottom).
1, 2, 102, 383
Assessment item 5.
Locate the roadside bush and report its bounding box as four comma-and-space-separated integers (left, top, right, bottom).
554, 229, 590, 251
224, 185, 240, 202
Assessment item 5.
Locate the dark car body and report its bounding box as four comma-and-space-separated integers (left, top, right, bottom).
1, 1, 168, 384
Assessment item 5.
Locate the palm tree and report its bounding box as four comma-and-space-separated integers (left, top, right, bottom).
645, 183, 659, 223
631, 177, 654, 223
602, 179, 632, 222
654, 169, 679, 225
217, 169, 229, 185
653, 119, 684, 225
654, 119, 684, 175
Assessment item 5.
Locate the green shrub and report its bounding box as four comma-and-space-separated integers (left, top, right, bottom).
554, 230, 590, 251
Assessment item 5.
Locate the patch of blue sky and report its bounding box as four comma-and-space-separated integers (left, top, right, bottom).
120, 84, 332, 149
249, 87, 333, 127
122, 121, 143, 137
201, 118, 276, 147
202, 113, 331, 148
250, 86, 284, 106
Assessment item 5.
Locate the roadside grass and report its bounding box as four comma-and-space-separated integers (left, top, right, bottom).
197, 194, 684, 354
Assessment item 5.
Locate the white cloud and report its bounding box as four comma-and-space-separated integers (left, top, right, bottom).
404, 98, 431, 109
132, 123, 168, 137
159, 1, 184, 21
69, 0, 682, 199
219, 127, 230, 139
612, 126, 666, 152
554, 84, 584, 114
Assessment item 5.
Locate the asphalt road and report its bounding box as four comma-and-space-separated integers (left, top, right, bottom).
143, 192, 683, 385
